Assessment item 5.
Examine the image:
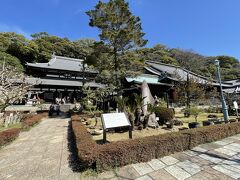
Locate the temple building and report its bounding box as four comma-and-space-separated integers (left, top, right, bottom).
25, 55, 240, 105
125, 61, 240, 105
26, 55, 104, 102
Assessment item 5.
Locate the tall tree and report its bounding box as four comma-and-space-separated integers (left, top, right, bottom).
86, 0, 147, 91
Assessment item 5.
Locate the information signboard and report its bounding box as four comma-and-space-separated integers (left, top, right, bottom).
101, 112, 132, 143
101, 112, 131, 129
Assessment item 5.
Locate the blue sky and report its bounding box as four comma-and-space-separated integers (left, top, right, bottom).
0, 0, 240, 60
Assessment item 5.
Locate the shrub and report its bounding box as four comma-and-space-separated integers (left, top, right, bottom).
71, 114, 240, 172
21, 112, 48, 130
0, 128, 21, 147
186, 106, 201, 122
71, 117, 98, 168
152, 107, 174, 124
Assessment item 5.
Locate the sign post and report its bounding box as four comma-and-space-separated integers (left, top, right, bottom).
101, 112, 132, 143
233, 101, 239, 117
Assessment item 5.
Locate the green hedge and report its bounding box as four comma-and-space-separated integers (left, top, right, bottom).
71, 115, 240, 171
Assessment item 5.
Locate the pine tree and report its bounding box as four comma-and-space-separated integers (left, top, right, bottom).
86, 0, 147, 91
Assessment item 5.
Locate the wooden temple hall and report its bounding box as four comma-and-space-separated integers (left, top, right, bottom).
26, 55, 104, 102
25, 54, 240, 104
125, 61, 240, 105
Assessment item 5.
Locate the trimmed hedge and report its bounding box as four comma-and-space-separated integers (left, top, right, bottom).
71, 115, 240, 171
0, 128, 21, 147
0, 112, 47, 147
21, 112, 48, 129
72, 115, 98, 167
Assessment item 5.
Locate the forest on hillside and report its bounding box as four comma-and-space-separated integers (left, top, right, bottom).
0, 32, 239, 80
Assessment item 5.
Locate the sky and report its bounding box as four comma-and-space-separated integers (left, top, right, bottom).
0, 0, 240, 60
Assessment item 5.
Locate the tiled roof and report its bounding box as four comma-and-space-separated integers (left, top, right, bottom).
126, 74, 173, 86
145, 61, 237, 88
26, 77, 104, 88
26, 55, 98, 73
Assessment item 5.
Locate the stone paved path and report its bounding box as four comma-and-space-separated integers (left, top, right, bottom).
1, 117, 240, 179
0, 117, 80, 180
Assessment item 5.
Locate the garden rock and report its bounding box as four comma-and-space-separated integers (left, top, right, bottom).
90, 129, 103, 135
172, 118, 183, 126
208, 114, 217, 118
147, 113, 159, 128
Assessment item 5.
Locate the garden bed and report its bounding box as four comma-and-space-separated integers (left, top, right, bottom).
71, 114, 240, 171
0, 112, 48, 147
21, 112, 48, 130
0, 128, 21, 147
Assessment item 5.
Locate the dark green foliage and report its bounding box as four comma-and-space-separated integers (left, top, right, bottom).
0, 51, 23, 71
86, 0, 147, 90
71, 114, 240, 171
31, 32, 88, 62
0, 32, 39, 67
0, 28, 239, 80
152, 107, 174, 124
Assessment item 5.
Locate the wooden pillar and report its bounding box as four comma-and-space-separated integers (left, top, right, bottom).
103, 129, 107, 143
129, 126, 132, 139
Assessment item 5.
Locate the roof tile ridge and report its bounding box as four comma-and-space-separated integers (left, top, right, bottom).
55, 55, 84, 62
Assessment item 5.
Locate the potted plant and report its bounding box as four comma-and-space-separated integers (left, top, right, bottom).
188, 106, 201, 128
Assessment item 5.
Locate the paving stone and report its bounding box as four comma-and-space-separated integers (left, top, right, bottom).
186, 169, 232, 180
189, 155, 213, 167
59, 173, 80, 180
176, 160, 201, 175
223, 144, 240, 153
222, 159, 240, 170
115, 165, 140, 179
164, 165, 191, 180
221, 138, 236, 144
198, 153, 223, 164
183, 150, 198, 157
213, 164, 240, 179
132, 163, 154, 176
229, 135, 240, 140
135, 175, 153, 180
208, 150, 232, 160
214, 148, 238, 156
204, 166, 233, 180
148, 169, 176, 180
160, 156, 179, 165
199, 143, 222, 151
228, 143, 240, 149
98, 171, 117, 179
192, 146, 208, 153
171, 152, 192, 162
147, 159, 166, 170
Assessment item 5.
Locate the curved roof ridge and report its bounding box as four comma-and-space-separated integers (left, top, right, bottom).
145, 60, 213, 81
54, 55, 84, 62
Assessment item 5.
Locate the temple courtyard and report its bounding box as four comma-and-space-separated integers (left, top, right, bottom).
0, 117, 240, 180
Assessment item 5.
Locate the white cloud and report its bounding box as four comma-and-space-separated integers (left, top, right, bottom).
0, 23, 31, 39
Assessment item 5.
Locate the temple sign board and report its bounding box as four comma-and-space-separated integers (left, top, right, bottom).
101, 113, 132, 143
